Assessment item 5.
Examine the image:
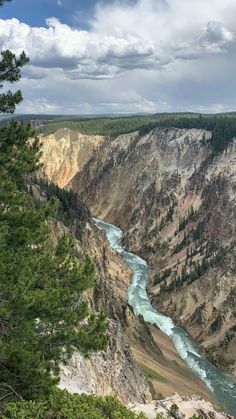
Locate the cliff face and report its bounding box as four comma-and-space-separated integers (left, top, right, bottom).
59, 320, 151, 404
39, 128, 104, 188
60, 127, 236, 376
45, 213, 152, 404
68, 128, 211, 261
39, 129, 215, 404
47, 210, 212, 406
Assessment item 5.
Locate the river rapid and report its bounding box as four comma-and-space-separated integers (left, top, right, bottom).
95, 218, 236, 416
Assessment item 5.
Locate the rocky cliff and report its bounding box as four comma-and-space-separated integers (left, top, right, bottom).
39, 128, 104, 188
59, 127, 236, 377
39, 128, 215, 404
44, 203, 152, 404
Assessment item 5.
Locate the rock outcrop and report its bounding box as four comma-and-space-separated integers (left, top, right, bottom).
39, 128, 104, 188
131, 394, 233, 419
59, 320, 151, 404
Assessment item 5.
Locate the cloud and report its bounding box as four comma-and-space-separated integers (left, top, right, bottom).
1, 0, 236, 113
22, 65, 49, 80
0, 0, 235, 80
204, 21, 234, 43
0, 17, 163, 79
201, 21, 234, 52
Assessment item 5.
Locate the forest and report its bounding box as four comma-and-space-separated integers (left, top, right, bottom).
2, 109, 236, 155
34, 112, 236, 154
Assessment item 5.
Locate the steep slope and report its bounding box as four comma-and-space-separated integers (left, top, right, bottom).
66, 127, 236, 376
69, 128, 210, 258
39, 128, 104, 188
39, 130, 215, 403
31, 182, 151, 404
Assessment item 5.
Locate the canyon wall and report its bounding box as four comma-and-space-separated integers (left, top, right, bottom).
40, 127, 236, 377
39, 126, 236, 408
39, 128, 104, 188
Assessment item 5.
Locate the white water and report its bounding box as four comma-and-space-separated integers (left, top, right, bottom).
95, 218, 236, 416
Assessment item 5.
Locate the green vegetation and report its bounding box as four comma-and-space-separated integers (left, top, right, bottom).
38, 114, 168, 137
170, 247, 225, 290
172, 232, 191, 255
138, 363, 167, 382
166, 203, 176, 223
155, 238, 170, 256
34, 112, 236, 155
178, 206, 196, 232
3, 109, 236, 156
3, 390, 146, 418
0, 85, 108, 406
0, 49, 29, 113
169, 403, 180, 416
154, 268, 172, 286
154, 114, 236, 153
192, 220, 206, 241
0, 1, 108, 411
39, 179, 76, 211
36, 179, 80, 228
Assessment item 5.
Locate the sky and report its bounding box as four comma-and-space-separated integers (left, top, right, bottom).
0, 0, 236, 114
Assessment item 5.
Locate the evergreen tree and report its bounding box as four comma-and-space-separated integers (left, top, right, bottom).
3, 391, 146, 419
0, 49, 29, 113
0, 0, 108, 404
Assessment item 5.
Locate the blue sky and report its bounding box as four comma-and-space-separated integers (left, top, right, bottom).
0, 0, 102, 28
0, 0, 236, 114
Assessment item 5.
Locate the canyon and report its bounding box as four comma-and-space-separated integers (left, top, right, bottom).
39, 127, 236, 417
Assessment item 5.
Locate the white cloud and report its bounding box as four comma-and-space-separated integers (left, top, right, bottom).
21, 98, 61, 113
0, 0, 235, 80
0, 17, 162, 79
1, 0, 236, 113
201, 21, 234, 53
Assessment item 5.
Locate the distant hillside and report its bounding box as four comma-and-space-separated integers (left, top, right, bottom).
37, 112, 236, 154
2, 112, 236, 153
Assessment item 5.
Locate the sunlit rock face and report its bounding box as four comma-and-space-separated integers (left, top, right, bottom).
39, 128, 105, 188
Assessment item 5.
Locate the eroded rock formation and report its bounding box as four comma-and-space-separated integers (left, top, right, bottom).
40, 127, 236, 376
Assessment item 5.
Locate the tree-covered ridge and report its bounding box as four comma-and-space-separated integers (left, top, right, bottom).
3, 111, 236, 155
35, 178, 78, 224
43, 182, 76, 211
35, 115, 156, 138
3, 391, 146, 419
36, 112, 236, 154
36, 113, 203, 137
142, 114, 236, 153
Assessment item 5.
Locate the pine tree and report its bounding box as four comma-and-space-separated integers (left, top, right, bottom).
0, 49, 29, 113
0, 0, 108, 404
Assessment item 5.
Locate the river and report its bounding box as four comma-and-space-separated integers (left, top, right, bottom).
95, 218, 236, 416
